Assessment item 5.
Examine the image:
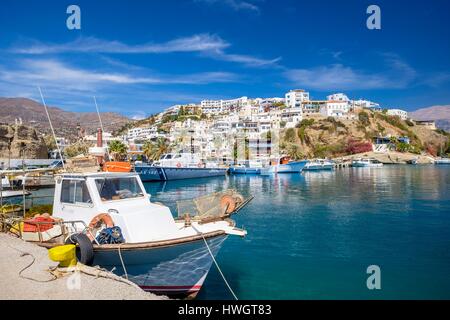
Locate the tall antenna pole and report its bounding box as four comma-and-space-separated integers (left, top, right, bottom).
38, 87, 66, 170
93, 96, 111, 161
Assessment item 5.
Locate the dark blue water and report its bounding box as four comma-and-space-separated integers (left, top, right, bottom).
144, 166, 450, 300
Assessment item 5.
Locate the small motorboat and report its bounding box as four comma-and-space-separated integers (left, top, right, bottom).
5, 172, 249, 298
434, 158, 450, 165
352, 158, 383, 167
260, 156, 308, 175
229, 160, 263, 175
303, 159, 334, 171
407, 158, 419, 165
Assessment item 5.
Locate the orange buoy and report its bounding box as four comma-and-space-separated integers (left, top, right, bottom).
220, 195, 237, 214
87, 213, 114, 241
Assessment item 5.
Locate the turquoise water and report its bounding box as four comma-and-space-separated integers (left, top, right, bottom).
145, 166, 450, 300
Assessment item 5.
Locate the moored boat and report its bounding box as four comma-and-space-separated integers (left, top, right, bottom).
260, 157, 308, 175
229, 160, 263, 175
352, 158, 383, 167
303, 159, 334, 171
5, 172, 248, 298
135, 153, 227, 181
434, 158, 450, 165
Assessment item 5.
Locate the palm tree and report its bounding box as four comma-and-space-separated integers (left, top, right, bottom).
142, 140, 154, 160
142, 138, 170, 161
108, 140, 127, 161
152, 138, 170, 161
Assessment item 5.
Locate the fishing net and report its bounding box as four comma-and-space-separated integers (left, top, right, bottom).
177, 189, 245, 220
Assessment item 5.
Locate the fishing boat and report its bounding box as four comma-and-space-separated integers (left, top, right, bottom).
5, 172, 248, 297
229, 160, 263, 175
303, 159, 334, 171
260, 157, 308, 175
0, 189, 32, 213
434, 158, 450, 165
135, 153, 227, 181
352, 158, 383, 167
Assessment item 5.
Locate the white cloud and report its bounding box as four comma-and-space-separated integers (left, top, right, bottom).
0, 59, 240, 93
10, 34, 280, 68
12, 34, 229, 55
195, 0, 260, 13
284, 56, 417, 91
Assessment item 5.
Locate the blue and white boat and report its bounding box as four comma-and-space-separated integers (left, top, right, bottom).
303, 159, 335, 171
229, 160, 263, 175
135, 153, 227, 181
33, 172, 247, 298
260, 157, 308, 175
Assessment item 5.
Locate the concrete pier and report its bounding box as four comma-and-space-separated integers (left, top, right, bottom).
0, 233, 166, 300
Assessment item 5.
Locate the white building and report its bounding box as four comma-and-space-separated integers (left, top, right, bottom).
127, 126, 159, 141
285, 89, 310, 109
281, 107, 303, 128
200, 100, 223, 114
387, 109, 408, 120
353, 99, 381, 112
327, 93, 350, 103
320, 101, 350, 118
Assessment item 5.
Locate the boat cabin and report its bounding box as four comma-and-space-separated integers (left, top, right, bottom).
53, 172, 178, 243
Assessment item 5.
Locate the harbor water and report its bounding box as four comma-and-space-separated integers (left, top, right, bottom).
146, 165, 450, 300
29, 165, 450, 299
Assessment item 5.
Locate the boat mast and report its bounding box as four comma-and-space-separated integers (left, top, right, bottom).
93, 96, 111, 161
38, 87, 66, 171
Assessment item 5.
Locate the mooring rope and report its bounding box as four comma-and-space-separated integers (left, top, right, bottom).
7, 244, 57, 283
117, 243, 129, 280
192, 225, 238, 300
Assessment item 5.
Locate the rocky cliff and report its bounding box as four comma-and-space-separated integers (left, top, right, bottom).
279, 110, 449, 159
0, 123, 48, 160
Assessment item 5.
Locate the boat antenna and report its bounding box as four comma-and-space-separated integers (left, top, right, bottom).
38, 87, 66, 170
93, 96, 111, 161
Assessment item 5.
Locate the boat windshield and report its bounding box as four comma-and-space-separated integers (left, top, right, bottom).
95, 176, 144, 202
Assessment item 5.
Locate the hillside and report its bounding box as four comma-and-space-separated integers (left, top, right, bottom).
0, 98, 132, 139
279, 110, 449, 159
410, 105, 450, 132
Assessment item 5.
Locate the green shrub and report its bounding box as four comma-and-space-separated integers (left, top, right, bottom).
284, 128, 296, 143
358, 111, 370, 125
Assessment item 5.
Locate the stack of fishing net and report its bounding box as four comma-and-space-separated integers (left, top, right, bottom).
177, 189, 245, 222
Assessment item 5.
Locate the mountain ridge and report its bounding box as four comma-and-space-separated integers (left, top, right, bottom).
0, 97, 132, 139
410, 105, 450, 132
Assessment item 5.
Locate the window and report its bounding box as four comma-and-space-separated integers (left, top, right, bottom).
61, 180, 92, 204
95, 177, 144, 202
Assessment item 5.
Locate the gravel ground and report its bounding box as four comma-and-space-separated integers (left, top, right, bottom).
0, 233, 166, 300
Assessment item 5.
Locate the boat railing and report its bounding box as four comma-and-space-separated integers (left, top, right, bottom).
0, 216, 99, 245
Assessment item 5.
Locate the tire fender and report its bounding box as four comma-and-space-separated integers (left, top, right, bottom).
65, 233, 95, 266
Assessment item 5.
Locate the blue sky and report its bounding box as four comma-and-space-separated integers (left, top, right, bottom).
1, 0, 449, 118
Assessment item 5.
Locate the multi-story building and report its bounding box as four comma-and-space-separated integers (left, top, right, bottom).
281, 107, 303, 128
320, 101, 350, 118
285, 89, 310, 108
302, 101, 325, 115
387, 109, 408, 120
